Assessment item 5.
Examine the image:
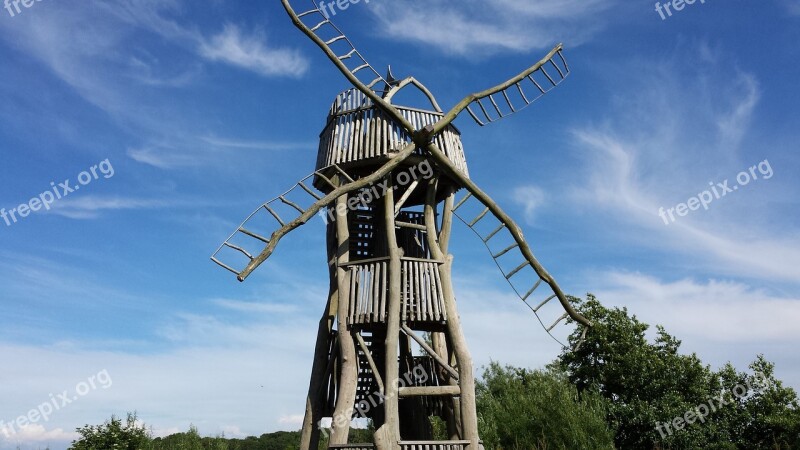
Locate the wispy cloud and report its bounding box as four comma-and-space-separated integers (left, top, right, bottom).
368, 0, 619, 56
199, 24, 309, 78
213, 298, 299, 315
127, 136, 312, 169
592, 271, 800, 343
512, 185, 546, 225
567, 43, 800, 283
201, 136, 313, 151
50, 196, 171, 219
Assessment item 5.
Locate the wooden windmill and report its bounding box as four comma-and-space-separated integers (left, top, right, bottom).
211, 1, 593, 449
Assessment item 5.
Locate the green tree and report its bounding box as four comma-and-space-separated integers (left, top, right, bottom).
559, 294, 800, 450
476, 362, 615, 449
70, 412, 150, 450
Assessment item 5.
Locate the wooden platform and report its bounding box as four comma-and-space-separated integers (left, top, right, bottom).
328, 442, 476, 450
316, 88, 469, 180
343, 257, 448, 328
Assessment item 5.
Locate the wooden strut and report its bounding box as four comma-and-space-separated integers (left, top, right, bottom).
373, 176, 402, 450
300, 223, 339, 450
400, 324, 459, 381
424, 179, 481, 448
331, 192, 359, 444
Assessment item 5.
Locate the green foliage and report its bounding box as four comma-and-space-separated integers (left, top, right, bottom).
70, 412, 149, 450
476, 362, 615, 449
559, 294, 800, 450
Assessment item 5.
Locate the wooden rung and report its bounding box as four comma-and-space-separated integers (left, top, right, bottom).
476, 98, 493, 122
398, 385, 461, 397
366, 77, 383, 88
396, 221, 427, 231
528, 74, 546, 94
297, 9, 319, 18
522, 279, 542, 301
540, 66, 557, 86
298, 182, 322, 200
465, 105, 485, 126
489, 94, 504, 117
502, 90, 516, 112
338, 49, 357, 60
351, 63, 370, 74
492, 243, 518, 259
263, 205, 285, 226
211, 256, 239, 276
468, 207, 490, 227
557, 50, 570, 73
331, 164, 355, 182
325, 35, 346, 45
238, 227, 269, 244
279, 196, 305, 214
483, 224, 505, 243
452, 193, 472, 211
516, 82, 531, 104
550, 58, 566, 79
314, 171, 338, 189
505, 261, 528, 279
534, 294, 557, 312
310, 20, 329, 31
547, 312, 569, 331
223, 242, 254, 260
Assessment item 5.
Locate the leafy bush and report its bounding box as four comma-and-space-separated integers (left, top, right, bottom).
476, 362, 615, 449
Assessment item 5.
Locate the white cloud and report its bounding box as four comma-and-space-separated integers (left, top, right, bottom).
50, 196, 170, 219
127, 146, 200, 169
592, 272, 800, 343
200, 136, 312, 151
278, 415, 304, 426
512, 185, 546, 225
368, 0, 619, 56
199, 24, 309, 78
0, 424, 76, 445
213, 299, 299, 315
567, 44, 800, 283
783, 0, 800, 15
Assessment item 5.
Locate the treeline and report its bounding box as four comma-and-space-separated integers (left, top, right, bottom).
69, 295, 800, 449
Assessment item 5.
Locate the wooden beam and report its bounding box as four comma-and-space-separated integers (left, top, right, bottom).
331, 193, 358, 445
400, 324, 459, 381
355, 332, 384, 395
399, 386, 461, 397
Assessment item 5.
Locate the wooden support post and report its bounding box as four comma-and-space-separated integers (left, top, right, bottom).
331, 194, 359, 444
374, 176, 402, 450
424, 179, 480, 449
301, 220, 340, 450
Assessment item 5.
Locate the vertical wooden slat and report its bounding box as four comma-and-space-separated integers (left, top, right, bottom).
368, 262, 376, 322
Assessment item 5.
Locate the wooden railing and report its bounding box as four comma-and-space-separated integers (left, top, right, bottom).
317, 102, 469, 177
328, 441, 475, 450
344, 257, 447, 326
328, 445, 374, 450
400, 441, 472, 450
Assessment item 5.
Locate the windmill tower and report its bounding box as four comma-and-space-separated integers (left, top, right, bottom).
211, 2, 593, 449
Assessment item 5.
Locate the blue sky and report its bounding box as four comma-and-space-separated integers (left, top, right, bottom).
1, 0, 799, 448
